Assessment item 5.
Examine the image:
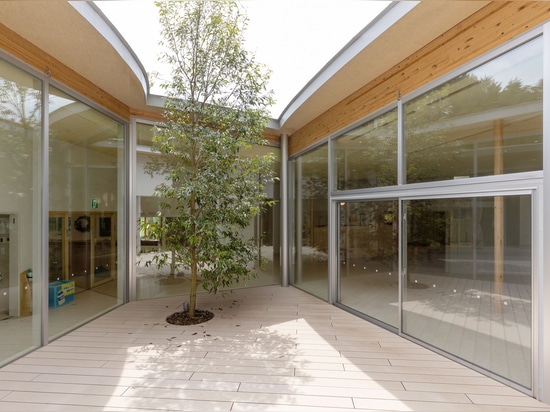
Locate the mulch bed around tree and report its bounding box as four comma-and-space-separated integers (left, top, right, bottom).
166, 309, 214, 325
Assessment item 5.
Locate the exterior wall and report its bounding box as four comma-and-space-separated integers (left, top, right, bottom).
289, 2, 550, 155
288, 1, 550, 400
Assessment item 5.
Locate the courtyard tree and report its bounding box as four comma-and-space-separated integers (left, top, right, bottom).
146, 0, 275, 320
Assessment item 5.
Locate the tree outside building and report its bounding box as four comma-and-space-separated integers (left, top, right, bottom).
145, 0, 275, 321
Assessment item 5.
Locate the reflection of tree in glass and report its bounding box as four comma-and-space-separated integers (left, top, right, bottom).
405, 83, 458, 183
370, 111, 399, 187
294, 149, 329, 250
450, 76, 542, 117
406, 74, 542, 183
335, 109, 397, 190
406, 199, 447, 272
343, 200, 398, 267
298, 147, 328, 199
0, 76, 41, 194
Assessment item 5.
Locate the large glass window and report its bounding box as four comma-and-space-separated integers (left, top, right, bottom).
287, 31, 542, 394
0, 58, 42, 364
405, 36, 542, 183
135, 123, 280, 300
403, 195, 532, 388
289, 144, 329, 300
48, 87, 124, 339
333, 108, 398, 190
338, 199, 399, 327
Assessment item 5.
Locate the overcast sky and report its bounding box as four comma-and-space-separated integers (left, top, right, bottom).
96, 0, 390, 118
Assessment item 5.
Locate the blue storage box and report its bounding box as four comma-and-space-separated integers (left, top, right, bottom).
48, 280, 75, 308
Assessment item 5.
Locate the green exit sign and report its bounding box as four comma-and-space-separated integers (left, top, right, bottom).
91, 198, 99, 209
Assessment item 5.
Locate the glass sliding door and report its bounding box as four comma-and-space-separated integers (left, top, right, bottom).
290, 29, 542, 394
338, 199, 399, 327
0, 58, 43, 365
402, 195, 532, 388
289, 144, 329, 300
48, 87, 124, 339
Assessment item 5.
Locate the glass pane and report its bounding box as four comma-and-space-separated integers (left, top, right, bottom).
48, 87, 124, 339
289, 144, 329, 300
338, 200, 398, 327
253, 145, 281, 286
136, 122, 156, 147
405, 36, 542, 183
0, 58, 42, 364
403, 195, 532, 388
136, 144, 281, 300
334, 109, 398, 190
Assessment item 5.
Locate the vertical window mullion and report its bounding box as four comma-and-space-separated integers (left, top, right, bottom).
397, 94, 404, 186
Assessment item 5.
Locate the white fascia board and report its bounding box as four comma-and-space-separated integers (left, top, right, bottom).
267, 118, 281, 130
146, 93, 165, 109
278, 1, 419, 128
70, 1, 150, 98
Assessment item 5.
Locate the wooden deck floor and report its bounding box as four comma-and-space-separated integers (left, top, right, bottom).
0, 285, 549, 411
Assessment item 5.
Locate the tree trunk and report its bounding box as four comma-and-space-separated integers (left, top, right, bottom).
170, 249, 176, 277
189, 245, 197, 318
